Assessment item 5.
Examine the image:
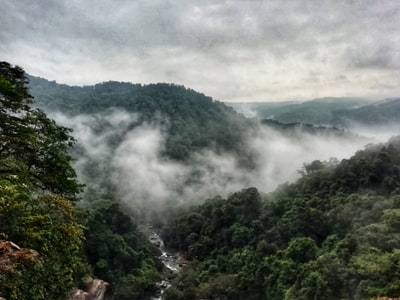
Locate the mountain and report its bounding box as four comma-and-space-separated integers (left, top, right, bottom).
28, 75, 253, 162
162, 136, 400, 299
226, 97, 400, 128
28, 77, 371, 163
27, 77, 372, 199
227, 97, 368, 125
339, 98, 400, 126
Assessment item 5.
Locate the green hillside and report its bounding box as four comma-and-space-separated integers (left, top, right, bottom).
162, 136, 400, 299
28, 76, 253, 162
1, 64, 162, 299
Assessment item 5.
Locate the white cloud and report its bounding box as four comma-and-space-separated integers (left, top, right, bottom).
49, 109, 375, 211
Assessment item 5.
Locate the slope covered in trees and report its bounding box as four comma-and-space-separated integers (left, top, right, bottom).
0, 63, 161, 300
27, 76, 369, 210
82, 198, 162, 299
0, 62, 86, 299
162, 136, 400, 299
28, 76, 253, 162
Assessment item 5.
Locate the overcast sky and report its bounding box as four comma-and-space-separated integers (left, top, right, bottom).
1, 0, 400, 102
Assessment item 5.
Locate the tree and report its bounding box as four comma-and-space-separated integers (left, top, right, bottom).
0, 61, 82, 200
0, 62, 87, 299
0, 181, 87, 300
84, 199, 161, 300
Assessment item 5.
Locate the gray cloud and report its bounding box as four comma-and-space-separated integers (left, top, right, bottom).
345, 45, 400, 70
1, 0, 400, 101
49, 109, 378, 210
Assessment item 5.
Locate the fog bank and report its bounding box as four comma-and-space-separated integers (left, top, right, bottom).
52, 109, 375, 210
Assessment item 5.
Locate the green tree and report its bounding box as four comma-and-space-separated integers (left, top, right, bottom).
0, 62, 87, 299
84, 199, 161, 300
0, 181, 87, 300
0, 61, 81, 200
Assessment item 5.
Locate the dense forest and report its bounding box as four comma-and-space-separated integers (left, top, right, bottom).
28, 75, 253, 162
27, 75, 370, 208
162, 136, 400, 299
0, 62, 161, 299
2, 62, 400, 300
0, 62, 87, 298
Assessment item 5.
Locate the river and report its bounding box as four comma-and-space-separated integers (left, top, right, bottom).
148, 231, 181, 299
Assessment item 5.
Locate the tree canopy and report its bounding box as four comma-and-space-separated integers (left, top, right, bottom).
162, 137, 400, 299
0, 62, 86, 299
1, 62, 82, 200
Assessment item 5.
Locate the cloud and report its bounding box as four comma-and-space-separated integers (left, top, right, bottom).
111, 124, 184, 205
47, 109, 374, 212
111, 119, 373, 210
345, 45, 400, 70
3, 0, 399, 101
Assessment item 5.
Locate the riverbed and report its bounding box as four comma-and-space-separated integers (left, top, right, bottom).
148, 230, 180, 299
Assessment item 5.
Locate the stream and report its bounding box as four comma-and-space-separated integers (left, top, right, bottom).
148, 230, 181, 299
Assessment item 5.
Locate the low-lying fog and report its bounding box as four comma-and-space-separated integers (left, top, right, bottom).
52, 109, 399, 209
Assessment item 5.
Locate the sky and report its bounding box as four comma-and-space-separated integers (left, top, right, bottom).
1, 0, 400, 102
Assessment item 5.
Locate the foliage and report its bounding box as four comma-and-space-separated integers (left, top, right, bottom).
1, 62, 169, 299
28, 76, 254, 163
163, 137, 400, 299
0, 62, 86, 299
0, 62, 82, 200
83, 198, 161, 300
0, 181, 87, 299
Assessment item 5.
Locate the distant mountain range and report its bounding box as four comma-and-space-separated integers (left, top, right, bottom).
227, 97, 400, 127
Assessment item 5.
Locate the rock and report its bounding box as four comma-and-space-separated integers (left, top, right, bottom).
68, 277, 110, 300
0, 240, 39, 272
149, 234, 162, 247
68, 289, 92, 300
159, 280, 169, 289
84, 277, 110, 300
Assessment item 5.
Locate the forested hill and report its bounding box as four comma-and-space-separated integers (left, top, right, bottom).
229, 97, 400, 127
28, 75, 236, 117
28, 75, 253, 162
1, 61, 168, 300
339, 98, 400, 125
28, 76, 368, 165
27, 75, 371, 207
162, 136, 400, 299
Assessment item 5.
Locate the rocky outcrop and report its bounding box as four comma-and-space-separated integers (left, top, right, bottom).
68, 277, 109, 300
85, 277, 109, 300
0, 241, 109, 300
68, 289, 92, 300
0, 240, 39, 272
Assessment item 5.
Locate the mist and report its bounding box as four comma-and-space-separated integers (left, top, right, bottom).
346, 122, 400, 143
51, 109, 374, 210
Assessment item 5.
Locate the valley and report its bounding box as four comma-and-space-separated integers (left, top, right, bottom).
1, 63, 400, 299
